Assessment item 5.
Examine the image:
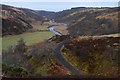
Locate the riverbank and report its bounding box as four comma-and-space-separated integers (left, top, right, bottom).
48, 24, 69, 36
49, 26, 62, 36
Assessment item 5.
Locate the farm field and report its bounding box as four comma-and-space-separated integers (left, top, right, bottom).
2, 32, 54, 50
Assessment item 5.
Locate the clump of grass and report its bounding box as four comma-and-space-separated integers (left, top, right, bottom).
61, 46, 80, 69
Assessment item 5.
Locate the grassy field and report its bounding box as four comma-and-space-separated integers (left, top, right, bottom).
2, 21, 58, 51
2, 32, 54, 50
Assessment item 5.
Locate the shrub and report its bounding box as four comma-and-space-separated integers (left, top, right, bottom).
2, 64, 29, 77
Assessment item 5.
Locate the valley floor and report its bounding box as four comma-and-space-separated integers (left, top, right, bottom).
2, 31, 54, 50
2, 21, 120, 77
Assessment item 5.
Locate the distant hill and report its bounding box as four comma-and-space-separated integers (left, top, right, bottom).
68, 7, 119, 36
37, 10, 55, 18
1, 4, 54, 36
48, 7, 87, 22
49, 7, 119, 36
1, 4, 119, 36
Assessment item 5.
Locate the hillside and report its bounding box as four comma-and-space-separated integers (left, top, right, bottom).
62, 36, 119, 77
1, 4, 48, 36
2, 4, 119, 36
50, 7, 119, 36
48, 7, 87, 22
37, 10, 55, 18
2, 4, 120, 78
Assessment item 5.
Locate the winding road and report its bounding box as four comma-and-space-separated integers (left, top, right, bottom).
49, 25, 86, 77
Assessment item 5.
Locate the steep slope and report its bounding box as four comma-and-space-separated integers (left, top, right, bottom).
48, 7, 87, 23
1, 4, 44, 36
62, 36, 119, 77
50, 7, 119, 36
68, 7, 119, 36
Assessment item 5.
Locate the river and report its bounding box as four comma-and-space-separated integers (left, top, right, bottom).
49, 26, 62, 36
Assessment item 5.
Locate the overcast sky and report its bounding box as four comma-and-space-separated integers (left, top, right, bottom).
1, 0, 119, 12
1, 0, 120, 2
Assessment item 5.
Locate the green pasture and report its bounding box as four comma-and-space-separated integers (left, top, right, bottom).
2, 32, 54, 50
